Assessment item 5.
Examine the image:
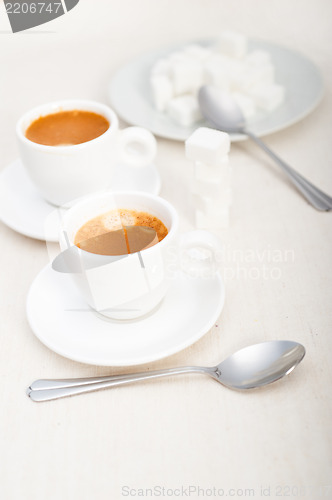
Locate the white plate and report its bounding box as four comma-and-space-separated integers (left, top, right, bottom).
109, 38, 324, 141
0, 159, 161, 242
26, 264, 225, 366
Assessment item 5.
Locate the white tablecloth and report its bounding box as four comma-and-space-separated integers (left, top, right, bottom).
1, 1, 331, 498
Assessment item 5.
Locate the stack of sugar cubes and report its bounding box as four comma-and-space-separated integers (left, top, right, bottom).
150, 30, 285, 127
185, 127, 232, 230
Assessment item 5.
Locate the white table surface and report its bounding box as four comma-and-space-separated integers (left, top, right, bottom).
1, 1, 332, 499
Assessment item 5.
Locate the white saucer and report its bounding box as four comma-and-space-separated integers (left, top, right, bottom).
0, 159, 161, 242
109, 38, 323, 141
26, 264, 225, 366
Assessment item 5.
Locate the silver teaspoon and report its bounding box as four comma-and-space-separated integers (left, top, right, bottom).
198, 85, 332, 211
27, 341, 305, 402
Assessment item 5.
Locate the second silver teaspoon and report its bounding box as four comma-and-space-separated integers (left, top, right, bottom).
27, 340, 305, 402
198, 85, 332, 211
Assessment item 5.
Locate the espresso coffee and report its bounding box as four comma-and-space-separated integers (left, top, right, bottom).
74, 209, 168, 256
25, 110, 109, 146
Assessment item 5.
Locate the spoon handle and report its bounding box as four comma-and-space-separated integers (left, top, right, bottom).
244, 129, 332, 211
27, 366, 211, 402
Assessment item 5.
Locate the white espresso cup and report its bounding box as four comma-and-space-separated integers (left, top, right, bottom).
16, 100, 157, 206
57, 191, 221, 320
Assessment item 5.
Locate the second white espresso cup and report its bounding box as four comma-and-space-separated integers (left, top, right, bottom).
16, 100, 157, 206
56, 191, 221, 320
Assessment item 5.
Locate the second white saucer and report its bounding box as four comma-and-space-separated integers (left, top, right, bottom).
27, 264, 225, 366
0, 159, 161, 242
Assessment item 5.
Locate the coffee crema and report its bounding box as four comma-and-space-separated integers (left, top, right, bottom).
74, 209, 168, 256
25, 110, 110, 146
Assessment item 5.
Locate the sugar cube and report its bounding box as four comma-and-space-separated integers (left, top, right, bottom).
246, 50, 271, 67
194, 191, 232, 213
204, 53, 233, 66
195, 160, 231, 184
227, 59, 247, 82
194, 161, 224, 183
231, 92, 256, 119
257, 63, 275, 85
150, 75, 173, 112
167, 51, 188, 64
171, 58, 204, 95
206, 51, 235, 66
193, 173, 232, 198
149, 32, 284, 130
185, 127, 230, 166
205, 55, 245, 85
233, 64, 275, 92
151, 58, 171, 77
184, 44, 212, 61
247, 83, 285, 111
217, 30, 247, 59
167, 95, 202, 127
204, 60, 231, 91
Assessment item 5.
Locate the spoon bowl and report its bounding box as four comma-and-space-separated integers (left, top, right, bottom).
198, 85, 246, 133
212, 340, 305, 389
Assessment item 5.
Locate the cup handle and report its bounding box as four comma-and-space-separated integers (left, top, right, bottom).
179, 230, 222, 277
118, 126, 157, 167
